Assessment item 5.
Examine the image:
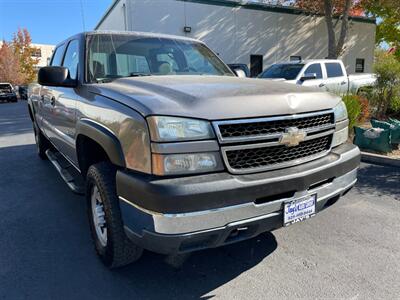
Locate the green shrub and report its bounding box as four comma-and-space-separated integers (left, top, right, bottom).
370, 51, 400, 117
389, 96, 400, 116
343, 95, 362, 129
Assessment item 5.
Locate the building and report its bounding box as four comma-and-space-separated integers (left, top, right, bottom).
31, 43, 55, 70
95, 0, 376, 76
0, 41, 54, 70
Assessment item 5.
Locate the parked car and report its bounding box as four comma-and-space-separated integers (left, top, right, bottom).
0, 83, 18, 103
258, 59, 376, 94
28, 31, 360, 268
228, 63, 250, 77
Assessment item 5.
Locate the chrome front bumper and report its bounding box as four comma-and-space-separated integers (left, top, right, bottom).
120, 168, 357, 235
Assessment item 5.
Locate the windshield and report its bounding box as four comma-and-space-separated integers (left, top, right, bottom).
86, 34, 233, 83
258, 64, 304, 80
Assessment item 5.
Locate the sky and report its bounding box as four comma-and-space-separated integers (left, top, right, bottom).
0, 0, 113, 45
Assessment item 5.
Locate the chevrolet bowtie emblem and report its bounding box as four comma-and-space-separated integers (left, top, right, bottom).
279, 127, 307, 147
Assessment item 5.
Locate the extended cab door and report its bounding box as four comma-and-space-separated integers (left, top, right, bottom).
48, 39, 80, 163
298, 63, 326, 90
323, 62, 348, 94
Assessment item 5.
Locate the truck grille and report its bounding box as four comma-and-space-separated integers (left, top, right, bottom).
225, 135, 331, 171
218, 113, 334, 140
213, 110, 335, 174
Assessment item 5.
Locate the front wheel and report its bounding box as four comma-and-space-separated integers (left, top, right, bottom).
86, 162, 143, 268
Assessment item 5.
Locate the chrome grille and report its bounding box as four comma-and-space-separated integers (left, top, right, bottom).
225, 135, 331, 171
213, 110, 335, 174
215, 112, 334, 143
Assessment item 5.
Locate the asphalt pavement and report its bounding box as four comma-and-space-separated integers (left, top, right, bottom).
0, 101, 399, 299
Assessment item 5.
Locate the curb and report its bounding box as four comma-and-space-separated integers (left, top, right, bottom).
361, 151, 400, 168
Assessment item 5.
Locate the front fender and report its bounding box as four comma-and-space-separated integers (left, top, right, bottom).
76, 119, 126, 167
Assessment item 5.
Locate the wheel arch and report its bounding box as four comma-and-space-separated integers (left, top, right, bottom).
76, 119, 126, 175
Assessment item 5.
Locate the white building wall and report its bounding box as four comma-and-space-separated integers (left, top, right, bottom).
96, 0, 376, 74
33, 43, 55, 67
97, 0, 128, 31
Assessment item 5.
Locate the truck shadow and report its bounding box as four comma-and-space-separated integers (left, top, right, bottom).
0, 143, 278, 300
115, 232, 277, 299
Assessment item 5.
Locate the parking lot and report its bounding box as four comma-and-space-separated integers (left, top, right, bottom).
0, 101, 399, 299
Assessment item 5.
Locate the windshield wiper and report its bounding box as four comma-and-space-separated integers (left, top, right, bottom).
128, 72, 152, 77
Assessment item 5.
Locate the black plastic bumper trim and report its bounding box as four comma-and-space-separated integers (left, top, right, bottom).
116, 143, 360, 214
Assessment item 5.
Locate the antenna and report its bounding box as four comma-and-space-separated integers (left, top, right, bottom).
80, 0, 86, 31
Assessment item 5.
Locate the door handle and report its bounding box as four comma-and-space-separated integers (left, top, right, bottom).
50, 96, 55, 106
340, 81, 347, 85
319, 83, 325, 87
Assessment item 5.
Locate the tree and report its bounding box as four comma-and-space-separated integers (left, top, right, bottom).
359, 0, 400, 60
12, 28, 39, 83
296, 0, 354, 58
0, 41, 24, 85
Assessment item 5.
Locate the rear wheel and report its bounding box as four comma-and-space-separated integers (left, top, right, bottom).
86, 162, 143, 268
33, 121, 49, 160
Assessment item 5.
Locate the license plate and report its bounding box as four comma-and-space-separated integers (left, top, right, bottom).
284, 194, 316, 226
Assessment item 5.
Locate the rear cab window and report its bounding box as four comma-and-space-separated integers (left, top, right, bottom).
325, 63, 344, 78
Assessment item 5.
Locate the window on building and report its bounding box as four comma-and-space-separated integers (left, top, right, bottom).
250, 55, 263, 77
32, 48, 42, 58
304, 63, 322, 79
50, 44, 66, 66
290, 56, 301, 61
325, 63, 344, 78
62, 40, 79, 80
355, 58, 365, 73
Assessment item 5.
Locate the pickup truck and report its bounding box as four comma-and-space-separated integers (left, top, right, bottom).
28, 31, 360, 268
258, 59, 376, 94
0, 83, 18, 103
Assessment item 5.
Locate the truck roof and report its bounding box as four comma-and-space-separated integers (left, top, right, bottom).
274, 59, 343, 65
55, 30, 203, 49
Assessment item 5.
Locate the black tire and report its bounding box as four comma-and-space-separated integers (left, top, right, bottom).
86, 162, 143, 268
11, 97, 17, 103
33, 121, 49, 160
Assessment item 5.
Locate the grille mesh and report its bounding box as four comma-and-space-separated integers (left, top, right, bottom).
219, 113, 334, 139
225, 136, 331, 171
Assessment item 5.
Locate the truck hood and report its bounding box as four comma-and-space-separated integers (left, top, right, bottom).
88, 75, 340, 120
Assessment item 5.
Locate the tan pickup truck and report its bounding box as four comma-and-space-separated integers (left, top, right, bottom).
28, 31, 360, 268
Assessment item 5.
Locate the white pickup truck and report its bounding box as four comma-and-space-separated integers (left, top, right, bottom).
258, 59, 376, 94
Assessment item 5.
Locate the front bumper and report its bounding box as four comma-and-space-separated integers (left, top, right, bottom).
117, 143, 360, 254
0, 94, 16, 101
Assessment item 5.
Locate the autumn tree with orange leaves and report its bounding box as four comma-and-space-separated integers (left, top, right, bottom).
0, 28, 39, 85
0, 41, 24, 85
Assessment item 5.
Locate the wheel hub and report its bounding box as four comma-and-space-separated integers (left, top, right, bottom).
91, 185, 107, 247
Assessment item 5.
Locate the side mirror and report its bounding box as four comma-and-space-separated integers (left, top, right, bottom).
38, 66, 77, 87
300, 73, 317, 82
233, 68, 247, 78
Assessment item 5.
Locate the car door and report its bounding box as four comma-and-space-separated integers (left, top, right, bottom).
323, 62, 348, 94
39, 43, 66, 139
49, 39, 80, 163
298, 63, 326, 90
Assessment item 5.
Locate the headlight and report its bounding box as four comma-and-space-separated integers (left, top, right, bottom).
333, 101, 348, 122
147, 116, 214, 142
152, 152, 223, 175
